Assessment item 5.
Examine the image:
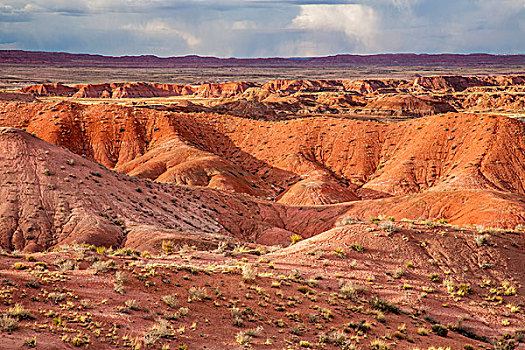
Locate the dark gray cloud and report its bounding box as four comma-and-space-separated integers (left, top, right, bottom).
0, 0, 523, 56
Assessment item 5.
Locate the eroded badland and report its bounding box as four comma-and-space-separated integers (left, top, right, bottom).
0, 53, 524, 349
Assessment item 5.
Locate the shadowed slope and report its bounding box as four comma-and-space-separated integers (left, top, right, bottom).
0, 127, 349, 251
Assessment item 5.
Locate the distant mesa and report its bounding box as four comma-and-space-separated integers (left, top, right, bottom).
21, 82, 77, 97
20, 81, 255, 99
18, 75, 525, 121
20, 75, 525, 101
3, 50, 525, 67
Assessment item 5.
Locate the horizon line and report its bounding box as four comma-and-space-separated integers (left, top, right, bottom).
2, 49, 524, 60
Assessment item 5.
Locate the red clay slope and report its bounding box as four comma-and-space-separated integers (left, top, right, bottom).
2, 101, 525, 227
2, 103, 525, 200
0, 127, 350, 252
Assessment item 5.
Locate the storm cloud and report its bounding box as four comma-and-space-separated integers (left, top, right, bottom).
0, 0, 523, 56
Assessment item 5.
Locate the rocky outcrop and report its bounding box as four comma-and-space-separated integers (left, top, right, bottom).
194, 82, 256, 98
262, 79, 342, 93
361, 94, 456, 117
412, 75, 489, 92
72, 83, 118, 98
110, 82, 189, 98
21, 83, 77, 96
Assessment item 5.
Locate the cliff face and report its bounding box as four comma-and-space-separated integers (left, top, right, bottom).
21, 81, 258, 99
20, 83, 77, 96
19, 76, 525, 120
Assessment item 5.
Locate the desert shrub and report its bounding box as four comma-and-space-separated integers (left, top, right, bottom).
308, 314, 319, 323
299, 340, 311, 348
231, 308, 244, 326
290, 269, 303, 280
8, 304, 33, 320
320, 331, 347, 345
319, 308, 333, 321
443, 278, 455, 294
242, 263, 257, 282
246, 326, 263, 337
368, 217, 381, 224
235, 331, 252, 345
69, 333, 90, 347
369, 297, 400, 314
188, 287, 207, 302
161, 294, 178, 308
350, 243, 365, 253
0, 315, 18, 331
290, 325, 303, 335
431, 324, 448, 337
290, 234, 303, 245
474, 234, 491, 246
493, 338, 518, 350
91, 259, 115, 273
115, 271, 127, 284
346, 319, 372, 333
231, 244, 252, 256
143, 319, 171, 346
24, 337, 37, 348
456, 283, 472, 296
166, 306, 189, 321
12, 262, 28, 270
370, 339, 390, 350
161, 240, 174, 254
340, 281, 366, 300
48, 292, 65, 304
125, 299, 140, 311
297, 286, 311, 294
334, 248, 346, 258
337, 216, 361, 226
80, 299, 93, 309
390, 268, 406, 279
515, 224, 525, 231
417, 327, 428, 336
58, 259, 76, 273
429, 273, 441, 283
491, 281, 517, 296
214, 241, 228, 253
379, 221, 398, 234
113, 271, 127, 295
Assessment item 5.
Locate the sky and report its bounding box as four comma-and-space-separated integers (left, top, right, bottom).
0, 0, 524, 57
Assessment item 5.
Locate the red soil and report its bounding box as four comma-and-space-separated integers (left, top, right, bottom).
1, 73, 525, 349
1, 99, 525, 228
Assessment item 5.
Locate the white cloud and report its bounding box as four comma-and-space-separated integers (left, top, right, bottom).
389, 0, 419, 10
231, 20, 258, 30
1, 0, 525, 56
290, 4, 377, 49
122, 20, 200, 47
